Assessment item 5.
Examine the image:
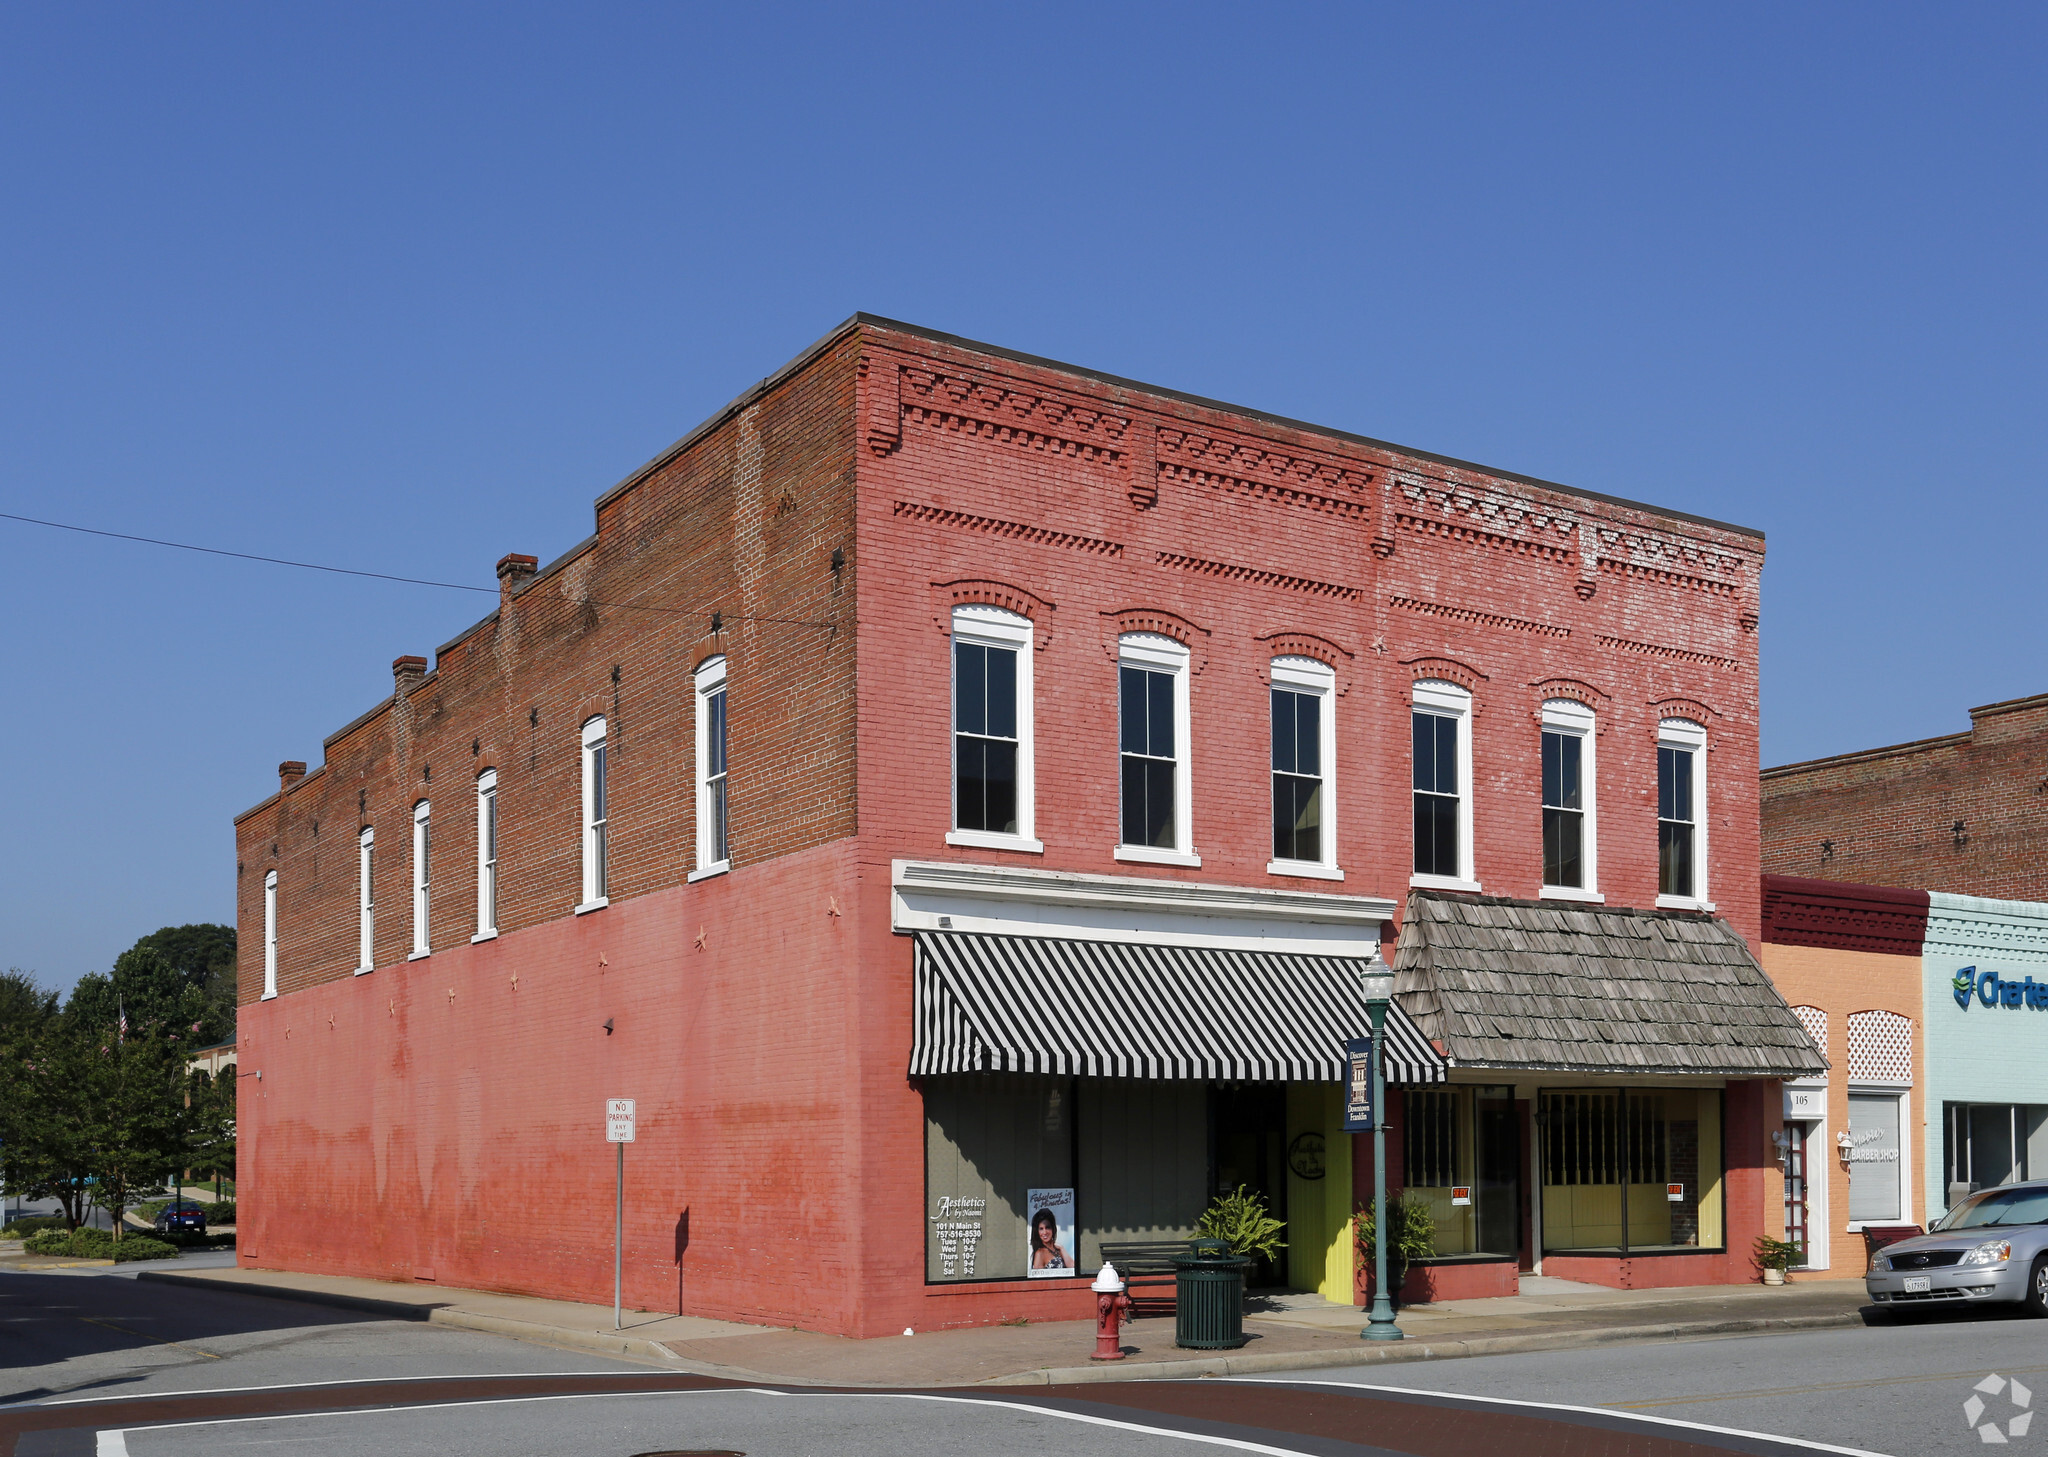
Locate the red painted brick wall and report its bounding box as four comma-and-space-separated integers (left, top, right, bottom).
238, 317, 1770, 1337
1762, 693, 2048, 900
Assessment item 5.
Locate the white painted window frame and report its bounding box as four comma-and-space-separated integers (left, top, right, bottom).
1656, 717, 1713, 911
577, 717, 609, 913
410, 798, 431, 959
474, 769, 499, 940
1844, 1086, 1913, 1233
1267, 655, 1339, 882
691, 655, 730, 881
1114, 631, 1199, 868
356, 827, 375, 972
1538, 697, 1602, 903
945, 605, 1041, 854
1410, 678, 1478, 892
262, 869, 279, 1000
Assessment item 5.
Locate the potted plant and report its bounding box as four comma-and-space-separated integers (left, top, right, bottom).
1195, 1184, 1288, 1286
1752, 1235, 1801, 1285
1354, 1197, 1437, 1306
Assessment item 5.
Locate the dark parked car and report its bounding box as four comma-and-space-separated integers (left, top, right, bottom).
152, 1201, 207, 1235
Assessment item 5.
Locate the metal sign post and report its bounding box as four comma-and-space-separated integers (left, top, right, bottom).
605, 1098, 636, 1330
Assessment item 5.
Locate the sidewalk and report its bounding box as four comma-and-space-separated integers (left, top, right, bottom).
135, 1266, 1875, 1387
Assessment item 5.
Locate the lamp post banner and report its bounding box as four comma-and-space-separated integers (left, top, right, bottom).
1343, 1035, 1375, 1131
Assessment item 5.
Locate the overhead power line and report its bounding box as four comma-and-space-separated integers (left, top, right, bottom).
0, 509, 835, 629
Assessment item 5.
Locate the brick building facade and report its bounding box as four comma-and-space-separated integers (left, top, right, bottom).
236, 316, 1810, 1336
1762, 692, 2048, 899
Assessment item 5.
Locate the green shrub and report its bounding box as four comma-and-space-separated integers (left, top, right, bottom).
24, 1229, 71, 1255
112, 1235, 179, 1263
3, 1217, 66, 1238
67, 1226, 115, 1258
1353, 1197, 1438, 1265
204, 1201, 236, 1223
157, 1230, 233, 1250
1195, 1184, 1288, 1261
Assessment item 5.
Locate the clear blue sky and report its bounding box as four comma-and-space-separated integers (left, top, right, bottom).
4, 5, 2043, 993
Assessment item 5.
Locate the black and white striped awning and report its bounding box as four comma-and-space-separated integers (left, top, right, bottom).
911, 932, 1446, 1084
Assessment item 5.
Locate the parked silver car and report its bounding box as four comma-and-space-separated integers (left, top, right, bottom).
1867, 1181, 2048, 1314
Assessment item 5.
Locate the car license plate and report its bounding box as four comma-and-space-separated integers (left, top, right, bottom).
1904, 1276, 1931, 1293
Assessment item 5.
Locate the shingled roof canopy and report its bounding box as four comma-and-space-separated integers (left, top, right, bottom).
1393, 892, 1829, 1078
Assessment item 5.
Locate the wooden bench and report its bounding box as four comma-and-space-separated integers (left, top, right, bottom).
1098, 1240, 1196, 1316
1862, 1224, 1924, 1272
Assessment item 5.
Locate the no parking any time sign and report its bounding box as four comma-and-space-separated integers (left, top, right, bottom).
606, 1098, 636, 1143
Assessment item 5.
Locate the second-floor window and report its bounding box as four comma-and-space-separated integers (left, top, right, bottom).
947, 605, 1037, 852
1658, 718, 1708, 903
357, 827, 375, 971
476, 770, 498, 936
1412, 679, 1473, 885
411, 799, 431, 956
695, 656, 729, 873
1269, 655, 1335, 872
1540, 698, 1597, 895
581, 718, 608, 907
263, 869, 278, 999
1117, 632, 1191, 860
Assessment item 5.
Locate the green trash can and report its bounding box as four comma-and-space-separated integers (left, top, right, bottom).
1174, 1238, 1250, 1349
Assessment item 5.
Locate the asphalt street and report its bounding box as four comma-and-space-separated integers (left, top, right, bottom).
2, 1266, 2016, 1456
1257, 1300, 2048, 1456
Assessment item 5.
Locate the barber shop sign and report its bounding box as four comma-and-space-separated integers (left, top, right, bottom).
1953, 965, 2048, 1012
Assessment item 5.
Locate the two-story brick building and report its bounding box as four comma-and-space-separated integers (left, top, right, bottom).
235, 315, 1819, 1337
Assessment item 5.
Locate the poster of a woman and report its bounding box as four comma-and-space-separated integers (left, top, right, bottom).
1025, 1187, 1077, 1276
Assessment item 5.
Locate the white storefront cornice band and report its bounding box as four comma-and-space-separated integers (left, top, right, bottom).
1925, 890, 2048, 963
892, 859, 1395, 958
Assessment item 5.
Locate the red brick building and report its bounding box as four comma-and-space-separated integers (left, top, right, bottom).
1761, 692, 2048, 900
235, 315, 1816, 1336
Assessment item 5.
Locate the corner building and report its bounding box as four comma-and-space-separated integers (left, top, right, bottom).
234, 316, 1818, 1335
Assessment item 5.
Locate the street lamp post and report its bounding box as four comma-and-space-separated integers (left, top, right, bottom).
1361, 964, 1403, 1343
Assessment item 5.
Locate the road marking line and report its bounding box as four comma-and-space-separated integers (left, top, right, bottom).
102, 1387, 1318, 1454
35, 1370, 644, 1406
1244, 1378, 1889, 1457
74, 1316, 222, 1361
96, 1432, 127, 1456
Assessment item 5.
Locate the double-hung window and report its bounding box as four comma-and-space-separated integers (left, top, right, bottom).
410, 800, 431, 957
475, 770, 498, 938
1411, 680, 1475, 888
1540, 699, 1599, 900
1116, 633, 1196, 865
693, 657, 729, 878
356, 827, 375, 971
1268, 656, 1338, 879
262, 869, 278, 999
1657, 718, 1709, 908
948, 605, 1038, 852
579, 719, 608, 911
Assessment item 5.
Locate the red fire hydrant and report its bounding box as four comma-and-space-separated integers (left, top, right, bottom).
1091, 1261, 1131, 1361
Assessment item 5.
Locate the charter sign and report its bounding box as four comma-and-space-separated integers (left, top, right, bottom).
1952, 965, 2048, 1013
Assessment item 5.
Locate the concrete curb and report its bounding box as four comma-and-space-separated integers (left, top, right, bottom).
132, 1271, 1868, 1390
985, 1311, 1868, 1385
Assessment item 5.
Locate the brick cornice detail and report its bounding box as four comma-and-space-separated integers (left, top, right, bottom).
861, 353, 902, 457
1101, 607, 1211, 673
933, 579, 1055, 649
1155, 426, 1371, 519
899, 365, 1129, 471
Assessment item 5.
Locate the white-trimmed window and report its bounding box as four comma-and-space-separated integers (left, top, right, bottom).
693, 656, 729, 878
262, 869, 278, 1000
579, 718, 608, 911
1116, 632, 1197, 867
475, 770, 498, 939
947, 606, 1040, 853
410, 799, 431, 958
1268, 656, 1338, 880
1540, 699, 1600, 901
1657, 718, 1710, 909
356, 827, 375, 971
1411, 679, 1476, 889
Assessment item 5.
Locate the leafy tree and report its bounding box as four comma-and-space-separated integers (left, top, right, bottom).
116, 925, 236, 1044
0, 970, 58, 1037
74, 1021, 201, 1240
0, 1019, 96, 1229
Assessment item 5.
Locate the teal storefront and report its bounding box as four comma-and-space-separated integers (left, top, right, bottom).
1922, 892, 2048, 1219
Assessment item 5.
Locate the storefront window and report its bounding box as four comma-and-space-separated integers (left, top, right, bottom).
1847, 1093, 1905, 1224
1942, 1102, 2048, 1209
924, 1075, 1076, 1282
1402, 1086, 1519, 1257
1540, 1088, 1723, 1253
